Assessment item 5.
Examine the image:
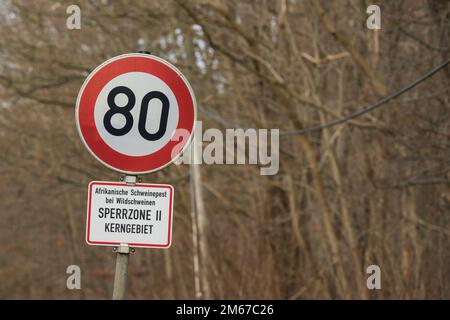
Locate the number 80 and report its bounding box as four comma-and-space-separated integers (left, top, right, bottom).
103, 86, 170, 141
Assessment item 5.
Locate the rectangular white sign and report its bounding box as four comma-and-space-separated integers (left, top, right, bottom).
86, 181, 174, 248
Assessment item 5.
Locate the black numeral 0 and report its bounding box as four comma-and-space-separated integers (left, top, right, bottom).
139, 91, 169, 141
103, 86, 169, 141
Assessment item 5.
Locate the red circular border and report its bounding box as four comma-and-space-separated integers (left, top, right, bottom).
77, 55, 195, 173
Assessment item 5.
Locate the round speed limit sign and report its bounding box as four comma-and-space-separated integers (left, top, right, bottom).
75, 53, 196, 174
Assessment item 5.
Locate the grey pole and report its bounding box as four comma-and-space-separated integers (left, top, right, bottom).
112, 175, 138, 300
112, 244, 130, 300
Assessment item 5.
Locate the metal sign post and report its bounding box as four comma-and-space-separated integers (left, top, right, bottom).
112, 244, 131, 300
111, 175, 136, 300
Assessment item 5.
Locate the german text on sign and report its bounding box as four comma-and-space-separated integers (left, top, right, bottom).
86, 181, 174, 248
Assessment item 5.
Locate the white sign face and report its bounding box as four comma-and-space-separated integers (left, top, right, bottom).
86, 181, 174, 248
93, 72, 180, 157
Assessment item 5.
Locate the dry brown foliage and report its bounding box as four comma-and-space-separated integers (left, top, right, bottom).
0, 0, 448, 299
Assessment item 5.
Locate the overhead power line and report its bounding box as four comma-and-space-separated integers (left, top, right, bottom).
199, 59, 449, 136
279, 58, 449, 136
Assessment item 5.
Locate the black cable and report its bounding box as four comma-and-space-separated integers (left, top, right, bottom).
279, 58, 449, 136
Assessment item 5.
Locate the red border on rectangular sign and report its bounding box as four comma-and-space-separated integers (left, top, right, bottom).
86, 181, 173, 248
